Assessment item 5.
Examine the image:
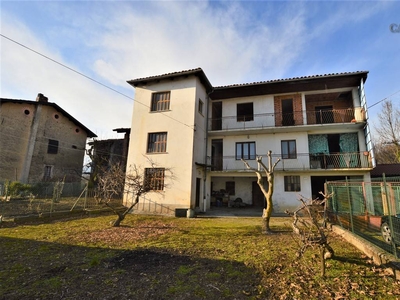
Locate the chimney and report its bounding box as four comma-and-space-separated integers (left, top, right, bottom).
36, 93, 48, 103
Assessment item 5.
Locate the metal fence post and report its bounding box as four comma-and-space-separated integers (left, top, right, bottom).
383, 174, 397, 257
84, 182, 88, 210
346, 177, 354, 233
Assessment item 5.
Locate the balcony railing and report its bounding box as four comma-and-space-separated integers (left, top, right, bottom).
209, 108, 364, 131
209, 152, 372, 172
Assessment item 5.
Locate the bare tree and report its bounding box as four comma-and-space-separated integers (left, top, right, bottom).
288, 192, 334, 277
242, 151, 280, 234
375, 100, 400, 163
374, 142, 399, 164
95, 162, 172, 227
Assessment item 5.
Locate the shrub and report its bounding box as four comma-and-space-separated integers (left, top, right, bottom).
8, 181, 33, 197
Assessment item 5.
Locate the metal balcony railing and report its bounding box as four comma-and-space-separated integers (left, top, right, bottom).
209, 108, 363, 131
209, 152, 372, 172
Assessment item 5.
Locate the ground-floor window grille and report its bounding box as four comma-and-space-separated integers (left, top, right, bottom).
144, 168, 165, 191
284, 175, 300, 192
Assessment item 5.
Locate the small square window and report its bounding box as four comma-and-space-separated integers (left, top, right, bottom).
147, 132, 167, 153
144, 168, 165, 191
48, 139, 59, 154
284, 176, 300, 192
151, 92, 170, 112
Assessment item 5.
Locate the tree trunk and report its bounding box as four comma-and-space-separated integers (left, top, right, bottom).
262, 209, 271, 233
111, 213, 125, 227
242, 152, 280, 234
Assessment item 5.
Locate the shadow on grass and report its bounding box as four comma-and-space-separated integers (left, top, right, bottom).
0, 236, 263, 300
331, 255, 371, 267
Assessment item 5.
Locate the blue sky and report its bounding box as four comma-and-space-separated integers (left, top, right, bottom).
1, 0, 399, 139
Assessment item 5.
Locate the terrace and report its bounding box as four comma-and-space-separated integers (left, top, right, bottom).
208, 107, 365, 133
209, 152, 373, 172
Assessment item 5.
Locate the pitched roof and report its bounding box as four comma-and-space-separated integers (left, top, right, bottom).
127, 68, 213, 93
0, 98, 97, 138
211, 71, 369, 100
127, 69, 368, 100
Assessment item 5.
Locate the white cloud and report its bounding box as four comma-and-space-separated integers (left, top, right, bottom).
83, 1, 310, 86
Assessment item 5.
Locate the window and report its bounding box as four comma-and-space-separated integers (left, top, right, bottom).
198, 99, 204, 115
236, 142, 256, 160
281, 140, 297, 159
147, 132, 167, 153
47, 139, 59, 154
284, 176, 300, 192
144, 168, 165, 191
225, 181, 235, 196
43, 165, 53, 181
237, 103, 254, 122
151, 92, 170, 111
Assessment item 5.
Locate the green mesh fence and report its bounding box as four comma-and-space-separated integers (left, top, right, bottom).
0, 181, 123, 219
326, 177, 400, 258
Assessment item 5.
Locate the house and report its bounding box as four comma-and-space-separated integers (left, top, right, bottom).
125, 68, 375, 214
0, 94, 97, 184
88, 128, 130, 185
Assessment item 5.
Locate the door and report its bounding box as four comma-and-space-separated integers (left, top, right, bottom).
315, 106, 333, 124
212, 102, 222, 130
252, 181, 265, 207
195, 178, 201, 208
211, 139, 223, 171
282, 98, 294, 126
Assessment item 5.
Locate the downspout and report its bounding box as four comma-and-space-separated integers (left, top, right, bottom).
203, 88, 213, 212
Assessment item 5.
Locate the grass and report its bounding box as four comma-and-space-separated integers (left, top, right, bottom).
1, 214, 399, 299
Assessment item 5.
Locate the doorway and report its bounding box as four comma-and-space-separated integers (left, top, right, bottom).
195, 178, 201, 208
211, 139, 223, 171
252, 181, 266, 207
315, 106, 333, 124
212, 102, 222, 130
282, 98, 294, 126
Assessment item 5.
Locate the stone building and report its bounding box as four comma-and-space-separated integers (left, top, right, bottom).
0, 94, 96, 183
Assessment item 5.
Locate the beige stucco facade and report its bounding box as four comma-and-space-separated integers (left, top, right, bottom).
0, 96, 96, 183
125, 75, 208, 212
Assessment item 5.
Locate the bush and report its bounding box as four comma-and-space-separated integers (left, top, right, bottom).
7, 181, 33, 197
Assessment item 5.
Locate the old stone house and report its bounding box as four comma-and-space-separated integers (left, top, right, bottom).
0, 94, 96, 183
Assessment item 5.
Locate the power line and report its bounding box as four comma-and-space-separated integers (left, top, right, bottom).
3, 33, 397, 133
367, 90, 400, 109
0, 34, 195, 130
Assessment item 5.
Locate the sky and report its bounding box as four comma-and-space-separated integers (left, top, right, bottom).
1, 0, 399, 141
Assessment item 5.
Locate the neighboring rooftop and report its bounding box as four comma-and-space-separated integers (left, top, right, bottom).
370, 164, 400, 177
1, 95, 97, 138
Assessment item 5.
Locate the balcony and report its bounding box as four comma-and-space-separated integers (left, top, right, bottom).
208, 107, 365, 133
209, 152, 372, 172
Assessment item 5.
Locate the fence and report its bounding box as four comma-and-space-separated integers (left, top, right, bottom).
0, 181, 123, 219
326, 176, 400, 258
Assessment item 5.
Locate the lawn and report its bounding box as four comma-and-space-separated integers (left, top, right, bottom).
0, 215, 399, 299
